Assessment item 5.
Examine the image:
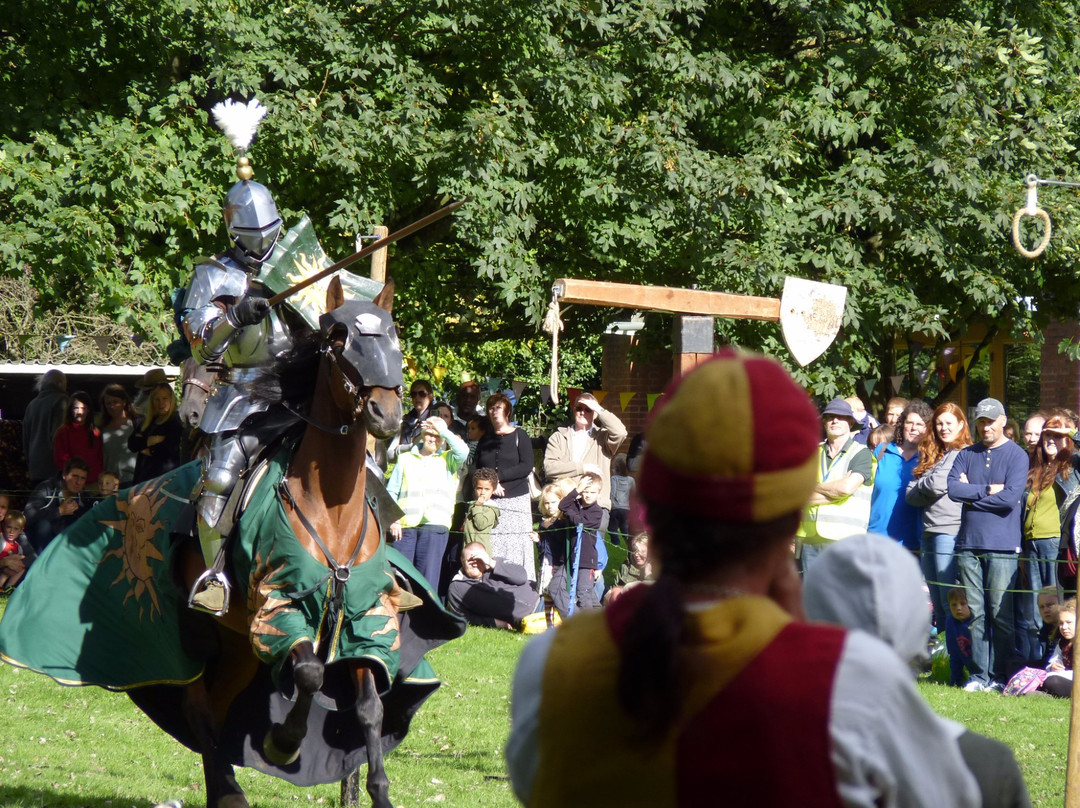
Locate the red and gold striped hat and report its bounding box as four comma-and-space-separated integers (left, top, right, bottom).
638, 349, 820, 522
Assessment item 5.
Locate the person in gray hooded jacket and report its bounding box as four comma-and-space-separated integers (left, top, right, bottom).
804, 533, 1031, 808
21, 370, 68, 488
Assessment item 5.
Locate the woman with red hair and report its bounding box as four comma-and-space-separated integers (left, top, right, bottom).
905, 402, 971, 630
1022, 412, 1080, 657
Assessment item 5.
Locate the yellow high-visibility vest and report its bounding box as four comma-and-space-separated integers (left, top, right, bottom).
799, 440, 872, 541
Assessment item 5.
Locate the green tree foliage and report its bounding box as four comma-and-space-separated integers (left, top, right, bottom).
2, 1, 1079, 395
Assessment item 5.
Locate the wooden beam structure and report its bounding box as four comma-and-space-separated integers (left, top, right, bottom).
553, 278, 782, 322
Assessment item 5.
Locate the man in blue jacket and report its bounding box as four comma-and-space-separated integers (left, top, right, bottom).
947, 398, 1028, 691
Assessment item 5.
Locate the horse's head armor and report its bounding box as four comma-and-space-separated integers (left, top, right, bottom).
319, 300, 403, 392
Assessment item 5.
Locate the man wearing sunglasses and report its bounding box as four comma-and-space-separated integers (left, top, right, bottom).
388, 380, 435, 463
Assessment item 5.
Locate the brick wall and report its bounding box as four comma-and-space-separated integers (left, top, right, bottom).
600, 334, 672, 445
1040, 320, 1080, 412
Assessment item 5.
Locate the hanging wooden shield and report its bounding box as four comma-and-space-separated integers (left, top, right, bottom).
779, 277, 847, 366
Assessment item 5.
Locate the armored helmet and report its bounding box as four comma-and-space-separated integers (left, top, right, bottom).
224, 180, 282, 263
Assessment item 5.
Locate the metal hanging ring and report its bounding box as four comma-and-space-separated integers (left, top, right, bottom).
1012, 206, 1051, 259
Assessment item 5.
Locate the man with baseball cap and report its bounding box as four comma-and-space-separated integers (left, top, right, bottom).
796, 396, 873, 572
506, 351, 976, 807
947, 397, 1028, 691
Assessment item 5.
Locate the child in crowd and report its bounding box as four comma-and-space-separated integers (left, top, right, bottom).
602, 532, 653, 605
533, 479, 574, 602
868, 424, 894, 455
945, 587, 974, 688
463, 468, 500, 554
550, 471, 605, 617
465, 415, 490, 456
96, 471, 121, 501
1042, 598, 1075, 697
1037, 586, 1061, 667
1005, 597, 1076, 697
0, 510, 36, 589
608, 454, 633, 546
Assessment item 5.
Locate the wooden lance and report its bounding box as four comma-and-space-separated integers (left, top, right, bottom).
267, 199, 466, 307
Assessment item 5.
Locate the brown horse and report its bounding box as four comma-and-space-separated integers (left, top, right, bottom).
176, 277, 416, 808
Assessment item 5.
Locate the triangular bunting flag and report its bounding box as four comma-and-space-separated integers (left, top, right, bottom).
592, 390, 608, 407
619, 392, 636, 412
56, 334, 75, 353
909, 340, 924, 359
948, 362, 960, 382
540, 386, 553, 405
511, 379, 527, 400
568, 388, 582, 407
432, 365, 448, 384
92, 336, 110, 353
917, 368, 931, 385
889, 375, 905, 395
862, 379, 877, 398
647, 393, 663, 411
486, 376, 500, 394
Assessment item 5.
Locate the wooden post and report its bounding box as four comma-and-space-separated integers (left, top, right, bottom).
364, 225, 389, 464
1068, 672, 1080, 806
341, 770, 361, 807
370, 225, 389, 283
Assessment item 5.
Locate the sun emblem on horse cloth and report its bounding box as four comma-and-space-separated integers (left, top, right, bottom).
98, 478, 169, 621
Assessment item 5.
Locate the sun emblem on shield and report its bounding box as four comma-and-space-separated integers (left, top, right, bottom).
284, 251, 330, 322
98, 478, 169, 621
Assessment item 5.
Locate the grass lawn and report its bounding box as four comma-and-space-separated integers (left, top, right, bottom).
0, 588, 1069, 807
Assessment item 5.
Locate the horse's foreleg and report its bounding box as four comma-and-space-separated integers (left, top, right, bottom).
263, 641, 323, 766
356, 666, 391, 808
184, 679, 249, 808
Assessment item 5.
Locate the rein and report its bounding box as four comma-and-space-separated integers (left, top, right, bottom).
283, 348, 370, 436
279, 478, 381, 640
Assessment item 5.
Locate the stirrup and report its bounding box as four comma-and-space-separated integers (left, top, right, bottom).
188, 569, 232, 616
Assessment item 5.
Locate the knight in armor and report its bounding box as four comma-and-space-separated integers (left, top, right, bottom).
181, 99, 300, 615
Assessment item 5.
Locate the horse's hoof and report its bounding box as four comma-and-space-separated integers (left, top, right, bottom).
262, 728, 301, 766
217, 796, 250, 808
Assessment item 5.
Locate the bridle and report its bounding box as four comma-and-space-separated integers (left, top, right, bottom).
183, 374, 212, 400
286, 341, 401, 437
180, 363, 212, 425
322, 343, 371, 434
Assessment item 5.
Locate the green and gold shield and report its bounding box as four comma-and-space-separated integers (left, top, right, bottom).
258, 214, 384, 328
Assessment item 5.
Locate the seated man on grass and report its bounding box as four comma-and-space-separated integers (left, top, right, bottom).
447, 542, 539, 629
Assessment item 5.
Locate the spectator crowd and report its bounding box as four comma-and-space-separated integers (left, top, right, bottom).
5, 367, 1078, 685
799, 392, 1078, 697
1, 368, 183, 587
4, 358, 1074, 805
